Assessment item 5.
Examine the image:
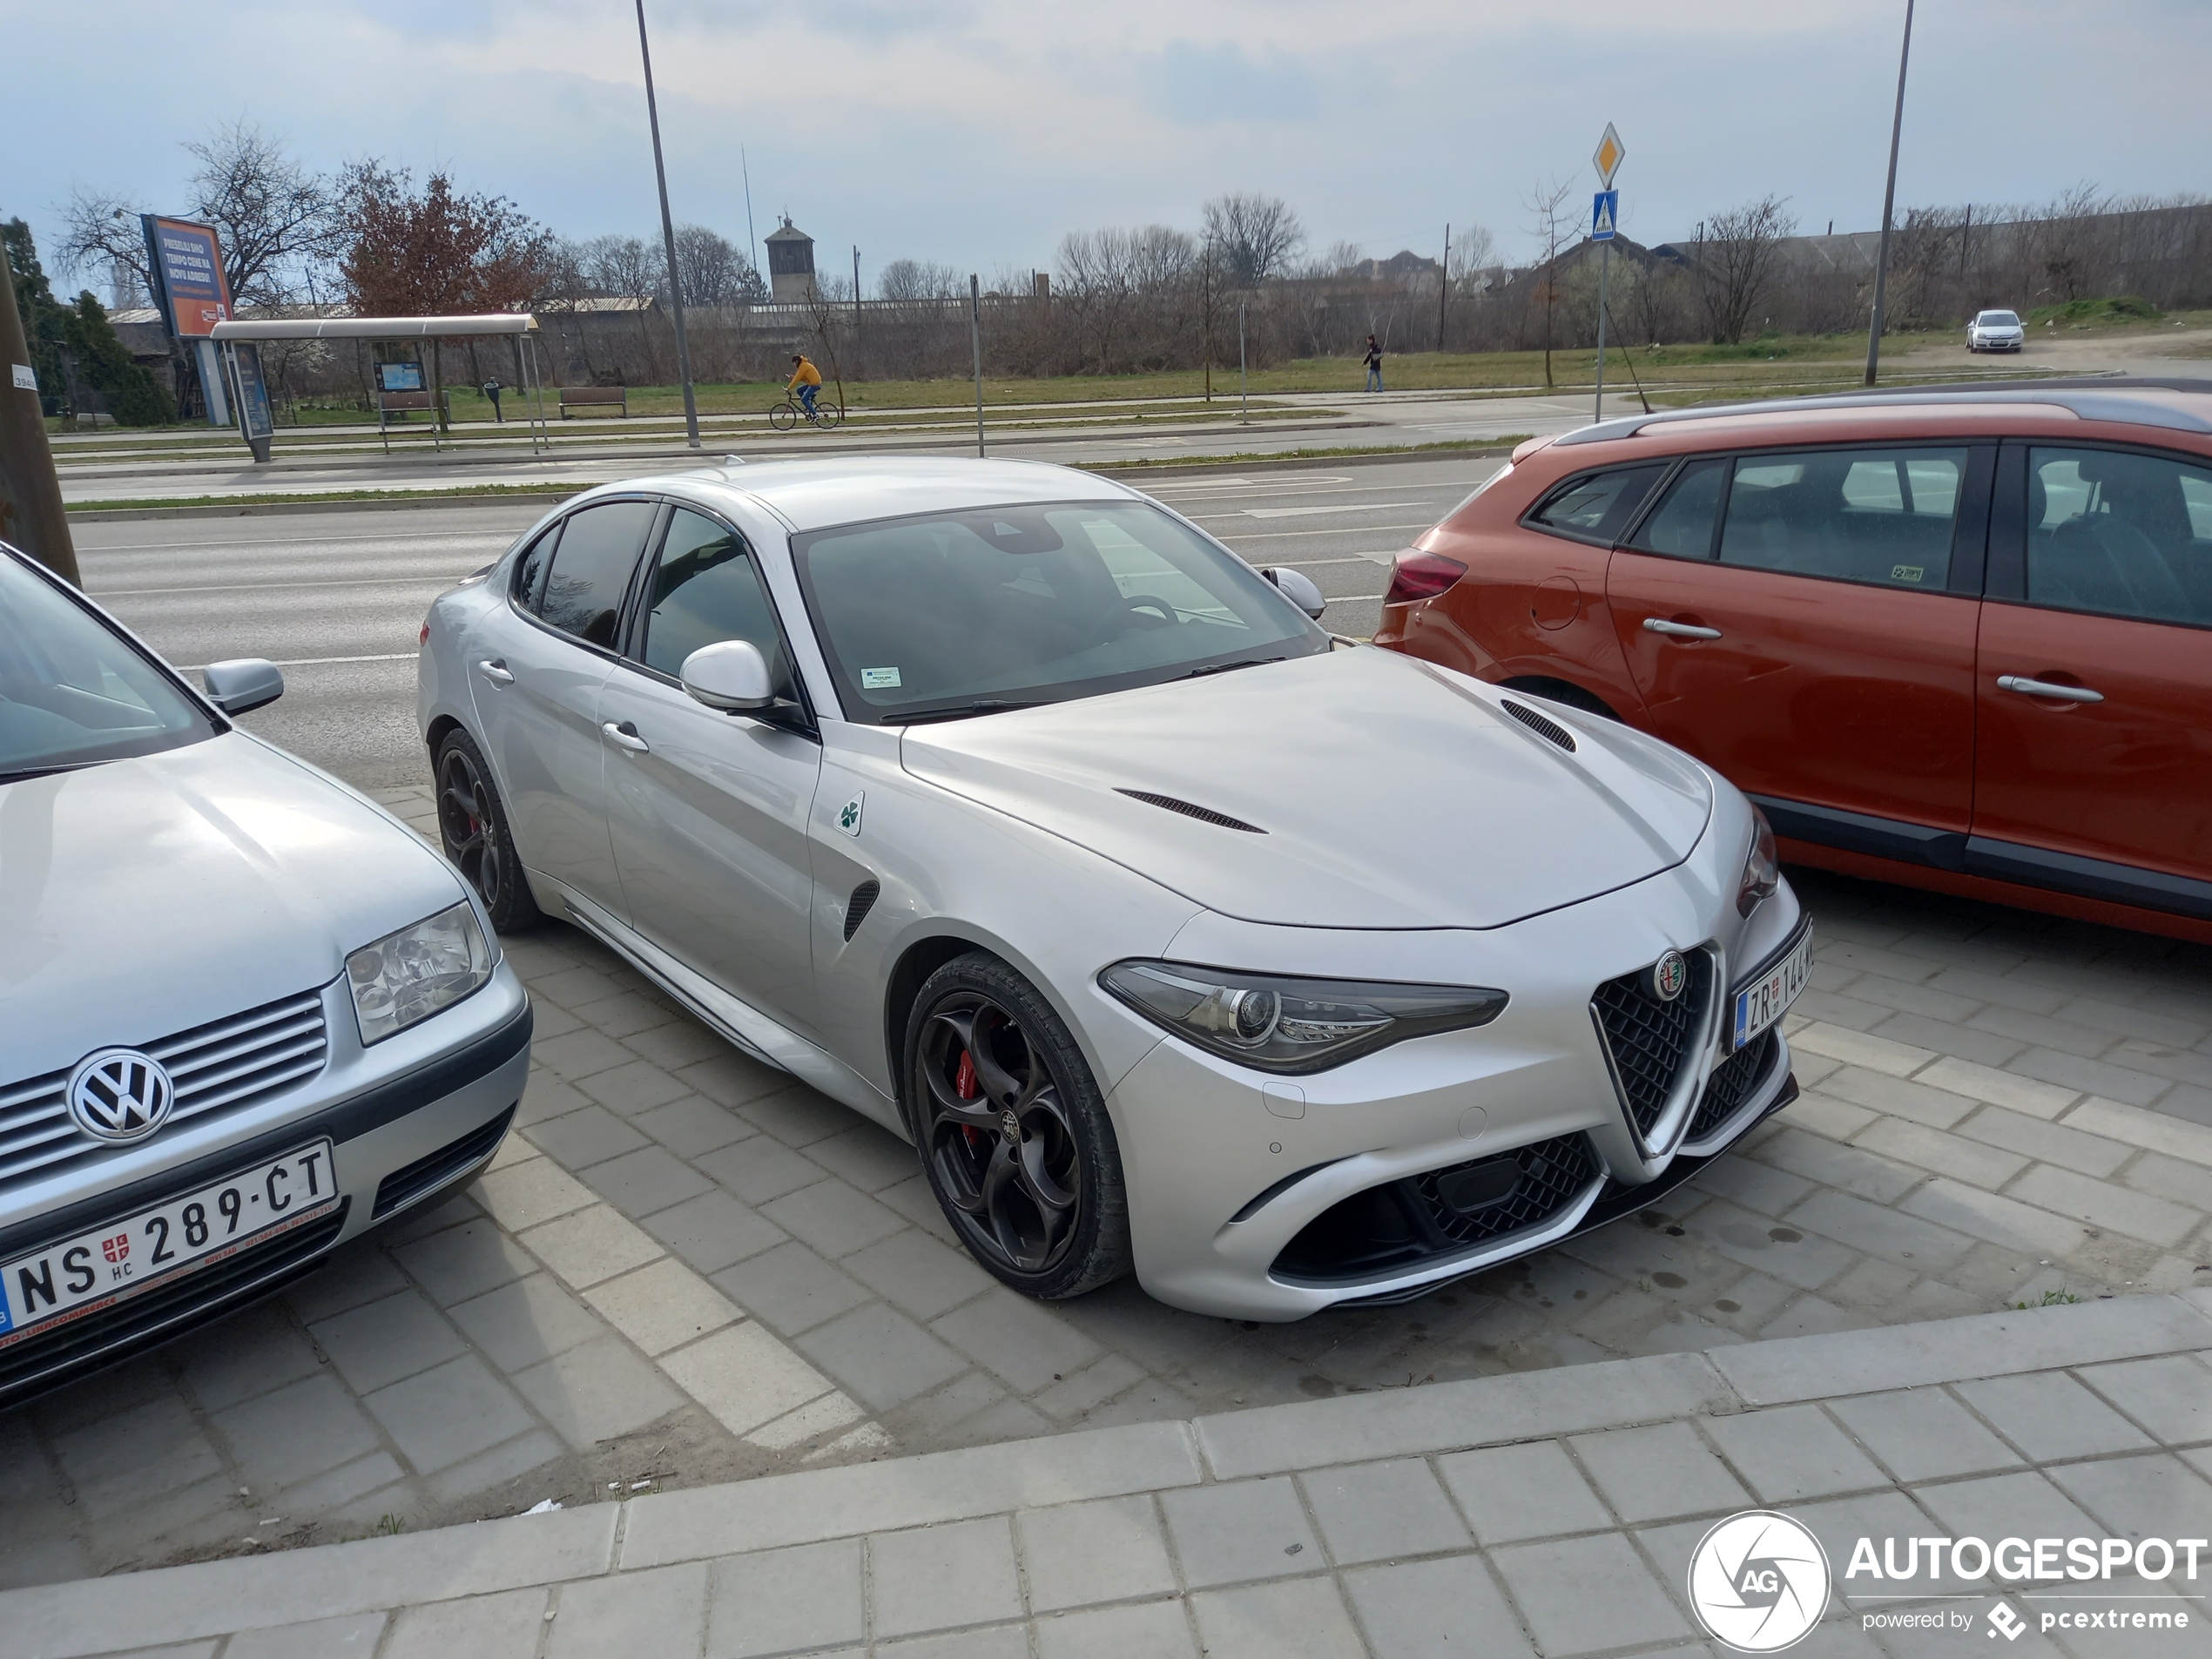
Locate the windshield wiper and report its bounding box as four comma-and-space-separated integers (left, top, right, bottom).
1178, 657, 1285, 680
0, 760, 98, 786
895, 699, 1047, 725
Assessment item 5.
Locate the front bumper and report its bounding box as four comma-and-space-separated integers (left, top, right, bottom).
0, 973, 530, 1406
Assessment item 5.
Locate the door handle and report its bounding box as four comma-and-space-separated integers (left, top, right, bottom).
601, 720, 651, 752
1997, 674, 2103, 705
1642, 617, 1723, 640
475, 659, 514, 685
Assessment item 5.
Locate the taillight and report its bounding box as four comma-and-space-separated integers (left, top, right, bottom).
419, 621, 431, 645
1384, 550, 1467, 605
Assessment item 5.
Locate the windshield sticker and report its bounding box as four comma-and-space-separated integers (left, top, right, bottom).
860, 667, 902, 689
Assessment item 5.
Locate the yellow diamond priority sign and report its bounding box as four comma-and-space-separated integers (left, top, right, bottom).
1593, 123, 1625, 187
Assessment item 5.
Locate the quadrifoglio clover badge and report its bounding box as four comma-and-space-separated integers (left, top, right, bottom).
1689, 1510, 1832, 1652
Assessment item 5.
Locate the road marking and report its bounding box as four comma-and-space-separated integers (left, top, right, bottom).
78, 529, 516, 554
1200, 502, 1424, 521
95, 574, 472, 597
1211, 522, 1433, 541
179, 652, 417, 671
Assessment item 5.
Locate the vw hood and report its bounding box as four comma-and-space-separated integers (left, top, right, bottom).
0, 733, 468, 1083
900, 649, 1714, 930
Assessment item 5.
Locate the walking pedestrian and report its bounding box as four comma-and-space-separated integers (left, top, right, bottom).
1362, 334, 1384, 393
482, 378, 503, 422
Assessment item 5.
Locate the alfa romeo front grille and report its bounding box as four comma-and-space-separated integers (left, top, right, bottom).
0, 988, 330, 1192
1590, 954, 1712, 1138
1688, 1028, 1779, 1143
1413, 1134, 1599, 1248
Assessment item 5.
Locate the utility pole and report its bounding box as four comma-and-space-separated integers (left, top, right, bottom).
1438, 224, 1450, 352
853, 246, 862, 381
969, 274, 986, 458
741, 148, 761, 299
1865, 0, 1915, 387
1238, 300, 1248, 425
636, 0, 700, 448
0, 239, 77, 584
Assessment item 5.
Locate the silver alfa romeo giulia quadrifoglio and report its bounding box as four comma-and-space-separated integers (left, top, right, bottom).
419, 456, 1808, 1319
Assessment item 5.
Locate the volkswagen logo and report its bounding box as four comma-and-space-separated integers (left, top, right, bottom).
1648, 949, 1689, 1002
66, 1049, 176, 1144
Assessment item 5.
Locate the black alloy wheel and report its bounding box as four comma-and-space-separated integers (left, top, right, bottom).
434, 729, 541, 934
907, 954, 1130, 1299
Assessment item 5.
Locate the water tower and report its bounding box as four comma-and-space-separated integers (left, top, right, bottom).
765, 217, 817, 302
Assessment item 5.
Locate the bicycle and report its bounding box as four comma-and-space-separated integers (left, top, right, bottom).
768, 391, 843, 432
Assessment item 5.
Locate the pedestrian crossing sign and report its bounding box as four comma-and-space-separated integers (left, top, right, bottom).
1593, 192, 1618, 241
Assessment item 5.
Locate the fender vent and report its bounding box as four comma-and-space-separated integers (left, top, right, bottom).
843, 880, 881, 941
1501, 699, 1576, 752
1114, 789, 1266, 833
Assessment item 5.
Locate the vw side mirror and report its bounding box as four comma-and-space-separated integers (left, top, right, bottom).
201, 658, 285, 715
1262, 567, 1326, 620
680, 639, 775, 711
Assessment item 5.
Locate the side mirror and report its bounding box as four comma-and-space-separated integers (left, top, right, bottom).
201, 658, 285, 715
1262, 567, 1326, 620
680, 639, 774, 711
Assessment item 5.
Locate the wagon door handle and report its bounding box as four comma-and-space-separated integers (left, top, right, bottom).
475, 659, 515, 685
1997, 674, 2103, 704
601, 720, 651, 752
1642, 617, 1723, 640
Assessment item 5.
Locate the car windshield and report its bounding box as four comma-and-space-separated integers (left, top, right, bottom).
0, 551, 218, 781
1979, 311, 2020, 326
790, 499, 1330, 722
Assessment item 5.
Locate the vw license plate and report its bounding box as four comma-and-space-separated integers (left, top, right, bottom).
0, 1141, 337, 1345
1731, 931, 1812, 1051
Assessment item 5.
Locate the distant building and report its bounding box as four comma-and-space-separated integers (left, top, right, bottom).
765, 218, 817, 303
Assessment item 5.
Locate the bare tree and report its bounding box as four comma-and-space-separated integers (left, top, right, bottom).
1522, 177, 1576, 385
1202, 193, 1305, 286
670, 224, 763, 307
1692, 194, 1797, 344
877, 259, 961, 301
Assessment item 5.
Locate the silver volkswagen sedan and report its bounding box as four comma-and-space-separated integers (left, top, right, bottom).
418, 457, 1806, 1319
0, 541, 530, 1402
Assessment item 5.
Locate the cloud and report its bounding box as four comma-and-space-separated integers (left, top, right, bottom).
1138, 40, 1323, 125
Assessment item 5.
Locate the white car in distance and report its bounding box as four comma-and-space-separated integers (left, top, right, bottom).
1967, 308, 2027, 352
417, 457, 1807, 1320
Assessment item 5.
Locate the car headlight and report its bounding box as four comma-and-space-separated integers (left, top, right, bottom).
1100, 961, 1508, 1075
1737, 808, 1781, 916
347, 901, 494, 1044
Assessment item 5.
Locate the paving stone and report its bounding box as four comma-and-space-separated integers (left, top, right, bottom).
528, 963, 627, 1009
473, 1157, 598, 1231
2055, 996, 2208, 1051
758, 1180, 909, 1259
1701, 1404, 1889, 1501
1910, 1468, 2103, 1547
1867, 1013, 2029, 1070
52, 1395, 220, 1518
577, 1058, 693, 1116
705, 1538, 864, 1656
642, 1188, 789, 1276
309, 1290, 466, 1394
516, 1071, 593, 1128
2075, 1353, 2212, 1444
448, 1272, 610, 1372
841, 1230, 995, 1322
168, 1302, 323, 1413
531, 1028, 640, 1084
878, 1626, 1025, 1659
393, 1217, 538, 1307
1777, 1091, 1880, 1143
212, 1372, 383, 1493
526, 1104, 651, 1170
2013, 1049, 2173, 1109
224, 1613, 387, 1656
745, 1388, 870, 1454
931, 1289, 1104, 1394
1489, 1531, 1692, 1655
1686, 1156, 1816, 1218
1015, 1494, 1178, 1612
1299, 1457, 1471, 1565
1032, 1355, 1151, 1423
699, 1139, 840, 1206
1898, 1177, 2093, 1259
712, 1242, 875, 1335
2008, 1165, 2202, 1247
803, 1123, 923, 1193
1921, 964, 2067, 1016
2122, 1152, 2212, 1215
568, 989, 683, 1040
2045, 1453, 2212, 1541
2065, 1097, 2212, 1168
1345, 1554, 1539, 1659
1688, 1197, 1863, 1290
521, 1204, 665, 1288
377, 1190, 483, 1247
384, 1586, 548, 1659
1755, 1293, 1870, 1341
660, 1323, 837, 1438
869, 1514, 1023, 1636
546, 1561, 709, 1658
425, 1430, 566, 1505
739, 1089, 857, 1148
1568, 1421, 1753, 1523
1189, 1577, 1366, 1659
795, 1302, 971, 1411
1825, 1389, 2023, 1481
633, 1096, 757, 1159
1752, 1126, 1923, 1204
872, 1175, 964, 1248
1033, 1600, 1198, 1659
363, 1352, 536, 1475
1919, 1058, 2080, 1119
676, 1049, 796, 1109
511, 1335, 686, 1450
583, 1257, 742, 1355
621, 1019, 731, 1073
284, 1240, 411, 1324
1954, 1106, 2131, 1177
1790, 1024, 1938, 1079
1854, 1117, 2029, 1190
1160, 1476, 1324, 1588
581, 1143, 718, 1220
1817, 1067, 1978, 1130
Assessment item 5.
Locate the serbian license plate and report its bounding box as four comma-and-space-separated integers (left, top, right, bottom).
0, 1141, 338, 1346
1732, 930, 1812, 1050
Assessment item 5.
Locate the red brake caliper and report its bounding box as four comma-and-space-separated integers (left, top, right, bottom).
955, 1050, 981, 1145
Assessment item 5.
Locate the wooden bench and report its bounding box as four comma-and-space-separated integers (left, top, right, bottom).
559, 385, 629, 419
376, 389, 442, 423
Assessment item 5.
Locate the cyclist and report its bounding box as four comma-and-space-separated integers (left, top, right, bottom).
787, 354, 824, 421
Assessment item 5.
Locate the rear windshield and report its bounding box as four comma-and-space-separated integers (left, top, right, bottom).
0, 552, 218, 782
1978, 311, 2020, 326
790, 500, 1328, 722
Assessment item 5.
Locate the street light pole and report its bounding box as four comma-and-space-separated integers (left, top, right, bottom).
969, 274, 986, 458
635, 0, 700, 448
0, 238, 78, 584
1864, 0, 1915, 387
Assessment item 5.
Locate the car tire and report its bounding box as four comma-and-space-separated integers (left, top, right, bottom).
433, 728, 543, 934
905, 952, 1133, 1300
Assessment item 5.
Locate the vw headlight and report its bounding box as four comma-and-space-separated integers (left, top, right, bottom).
1737, 808, 1780, 916
1100, 961, 1507, 1075
347, 901, 493, 1044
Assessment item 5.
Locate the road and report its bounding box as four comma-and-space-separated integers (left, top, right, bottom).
76, 455, 1504, 791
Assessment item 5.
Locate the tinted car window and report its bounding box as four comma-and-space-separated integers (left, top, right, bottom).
1527, 465, 1665, 541
536, 502, 657, 646
1718, 447, 1966, 590
2027, 447, 2212, 626
639, 509, 796, 695
512, 523, 562, 612
1628, 459, 1727, 558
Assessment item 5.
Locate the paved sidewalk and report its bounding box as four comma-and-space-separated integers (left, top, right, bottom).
3, 1290, 2208, 1657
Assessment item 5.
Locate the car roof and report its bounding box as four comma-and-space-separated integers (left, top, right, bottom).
1553, 378, 2212, 449
626, 455, 1138, 533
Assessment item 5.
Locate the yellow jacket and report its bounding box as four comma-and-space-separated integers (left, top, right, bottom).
788, 359, 822, 388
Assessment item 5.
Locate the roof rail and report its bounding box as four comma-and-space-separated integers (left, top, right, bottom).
1554, 376, 2212, 445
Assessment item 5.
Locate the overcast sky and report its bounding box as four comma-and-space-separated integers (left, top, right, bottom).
4, 0, 2207, 293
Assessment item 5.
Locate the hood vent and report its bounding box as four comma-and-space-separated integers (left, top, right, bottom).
842, 880, 880, 941
1115, 788, 1266, 833
1501, 699, 1577, 753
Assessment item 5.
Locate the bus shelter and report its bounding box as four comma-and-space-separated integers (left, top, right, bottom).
208, 313, 552, 458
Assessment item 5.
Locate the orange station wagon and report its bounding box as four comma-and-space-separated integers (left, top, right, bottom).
1372, 381, 2212, 945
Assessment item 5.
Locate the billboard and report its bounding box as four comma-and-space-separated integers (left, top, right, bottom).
230, 343, 274, 443
140, 216, 233, 337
